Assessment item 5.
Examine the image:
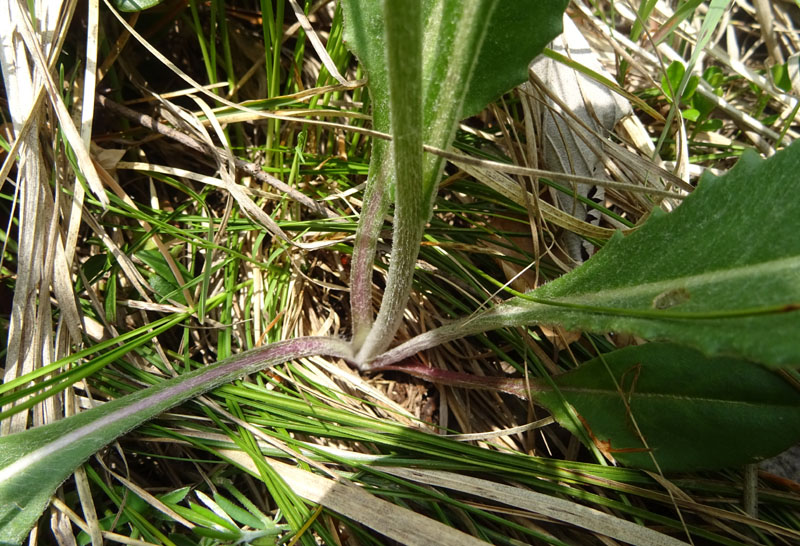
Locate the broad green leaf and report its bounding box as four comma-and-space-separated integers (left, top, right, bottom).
462, 0, 568, 118
662, 61, 684, 101
136, 249, 191, 285
341, 0, 568, 133
0, 337, 351, 546
510, 143, 800, 368
137, 249, 190, 304
772, 62, 794, 93
374, 142, 800, 369
532, 343, 800, 472
377, 343, 800, 471
148, 274, 186, 304
662, 61, 698, 102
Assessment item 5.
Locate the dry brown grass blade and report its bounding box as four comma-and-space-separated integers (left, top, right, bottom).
575, 3, 781, 148
13, 0, 107, 207
456, 158, 621, 240
524, 71, 692, 195
51, 497, 161, 546
97, 95, 337, 219
101, 0, 361, 135
189, 95, 297, 247
218, 450, 489, 546
383, 467, 690, 546
1, 0, 84, 435
753, 0, 784, 65
287, 0, 350, 86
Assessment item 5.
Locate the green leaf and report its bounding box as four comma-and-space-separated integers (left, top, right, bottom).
0, 337, 351, 546
111, 0, 163, 12
212, 493, 267, 531
136, 249, 190, 283
772, 62, 793, 93
374, 142, 800, 369
697, 118, 723, 132
682, 108, 700, 122
160, 486, 192, 504
136, 249, 192, 303
702, 66, 725, 89
81, 253, 108, 285
343, 0, 568, 360
661, 60, 684, 100
515, 143, 800, 367
457, 0, 569, 118
662, 61, 697, 102
533, 343, 800, 472
187, 500, 239, 532
146, 274, 183, 304
342, 0, 567, 128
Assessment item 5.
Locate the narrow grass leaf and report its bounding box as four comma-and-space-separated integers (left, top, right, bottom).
211, 493, 265, 530
383, 466, 689, 545
218, 450, 489, 546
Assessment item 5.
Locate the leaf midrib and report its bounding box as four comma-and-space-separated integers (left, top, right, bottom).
535, 253, 800, 307
549, 386, 799, 407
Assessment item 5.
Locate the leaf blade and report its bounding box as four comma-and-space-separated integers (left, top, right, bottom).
0, 337, 351, 546
459, 0, 568, 118
342, 0, 568, 360
533, 343, 800, 472
374, 143, 800, 368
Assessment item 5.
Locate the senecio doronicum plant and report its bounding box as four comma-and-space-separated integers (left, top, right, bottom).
2, 0, 800, 544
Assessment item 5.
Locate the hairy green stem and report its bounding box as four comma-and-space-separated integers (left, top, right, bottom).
349, 138, 392, 348
354, 1, 500, 365
355, 0, 424, 362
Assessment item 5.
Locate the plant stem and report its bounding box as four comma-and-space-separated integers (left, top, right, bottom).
354, 0, 424, 362
349, 138, 392, 348
354, 1, 499, 366
374, 362, 530, 398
